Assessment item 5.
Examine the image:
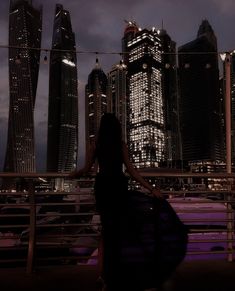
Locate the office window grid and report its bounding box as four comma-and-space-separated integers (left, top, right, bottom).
128, 29, 165, 168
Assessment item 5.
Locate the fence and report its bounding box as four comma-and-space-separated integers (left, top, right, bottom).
0, 172, 234, 273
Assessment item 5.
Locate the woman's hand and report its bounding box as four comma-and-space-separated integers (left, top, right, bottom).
151, 188, 164, 199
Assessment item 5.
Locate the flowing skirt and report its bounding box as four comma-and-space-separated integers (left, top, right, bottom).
94, 176, 188, 290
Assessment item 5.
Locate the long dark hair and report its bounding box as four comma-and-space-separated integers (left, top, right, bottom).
96, 113, 123, 163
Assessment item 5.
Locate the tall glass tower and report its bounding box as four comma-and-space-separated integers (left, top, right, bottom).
4, 0, 42, 172
159, 29, 181, 167
85, 59, 108, 147
178, 20, 223, 163
228, 52, 235, 166
126, 27, 165, 168
107, 61, 127, 141
47, 4, 78, 173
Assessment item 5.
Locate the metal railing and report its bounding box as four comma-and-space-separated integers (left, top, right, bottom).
0, 172, 234, 273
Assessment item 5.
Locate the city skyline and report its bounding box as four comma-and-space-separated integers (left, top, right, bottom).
1, 0, 235, 171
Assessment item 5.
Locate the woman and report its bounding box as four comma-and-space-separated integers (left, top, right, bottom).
70, 113, 162, 290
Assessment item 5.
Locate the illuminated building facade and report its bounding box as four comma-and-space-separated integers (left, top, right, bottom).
178, 20, 223, 163
126, 28, 165, 168
4, 0, 42, 172
47, 4, 78, 172
107, 62, 127, 141
122, 21, 139, 146
85, 59, 109, 146
122, 21, 139, 65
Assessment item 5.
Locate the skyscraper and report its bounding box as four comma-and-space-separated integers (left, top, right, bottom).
125, 27, 165, 168
4, 0, 42, 172
85, 59, 109, 146
178, 20, 223, 163
228, 52, 235, 165
122, 21, 139, 65
47, 4, 78, 173
122, 21, 139, 147
107, 61, 127, 141
159, 28, 181, 166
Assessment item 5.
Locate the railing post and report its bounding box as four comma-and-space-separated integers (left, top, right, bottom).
224, 52, 233, 262
226, 187, 234, 262
26, 179, 36, 273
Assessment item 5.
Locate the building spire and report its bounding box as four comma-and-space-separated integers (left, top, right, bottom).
197, 19, 217, 50
94, 57, 101, 69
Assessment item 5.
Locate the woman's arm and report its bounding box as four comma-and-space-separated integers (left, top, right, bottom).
70, 140, 96, 178
122, 142, 162, 198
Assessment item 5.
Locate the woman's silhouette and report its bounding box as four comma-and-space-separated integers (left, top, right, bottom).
70, 113, 163, 290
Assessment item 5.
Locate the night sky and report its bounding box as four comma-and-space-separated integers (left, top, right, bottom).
0, 0, 235, 171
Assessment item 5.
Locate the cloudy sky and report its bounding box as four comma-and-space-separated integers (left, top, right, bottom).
0, 0, 235, 172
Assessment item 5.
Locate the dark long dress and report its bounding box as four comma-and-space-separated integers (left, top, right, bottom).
94, 140, 132, 290
94, 145, 188, 291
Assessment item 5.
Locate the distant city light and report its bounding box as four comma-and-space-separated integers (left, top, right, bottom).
219, 53, 226, 62
62, 58, 76, 67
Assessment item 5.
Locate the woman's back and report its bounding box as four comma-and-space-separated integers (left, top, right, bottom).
96, 141, 123, 176
95, 113, 123, 176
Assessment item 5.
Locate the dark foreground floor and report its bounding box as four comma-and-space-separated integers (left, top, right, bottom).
0, 260, 235, 291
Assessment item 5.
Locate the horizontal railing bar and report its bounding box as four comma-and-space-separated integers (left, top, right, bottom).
35, 192, 94, 195
1, 223, 231, 229
0, 214, 30, 217
0, 192, 29, 196
0, 171, 235, 178
0, 259, 26, 263
24, 190, 235, 195
37, 212, 96, 217
189, 229, 232, 232
36, 202, 95, 206
35, 255, 98, 261
1, 193, 234, 198
33, 218, 235, 223
178, 219, 234, 222
36, 223, 100, 227
0, 211, 234, 218
168, 199, 234, 203
0, 246, 28, 250
0, 203, 30, 207
0, 200, 234, 208
0, 224, 29, 228
0, 235, 21, 239
187, 250, 234, 255
34, 234, 100, 238
188, 239, 235, 243
168, 210, 234, 213
30, 238, 235, 244
140, 172, 235, 178
34, 242, 98, 247
0, 212, 97, 218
